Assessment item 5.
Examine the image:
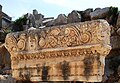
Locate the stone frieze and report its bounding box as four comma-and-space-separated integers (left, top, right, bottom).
5, 20, 111, 82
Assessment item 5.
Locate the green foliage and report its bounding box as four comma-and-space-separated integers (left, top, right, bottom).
13, 16, 27, 31
14, 17, 27, 25
110, 6, 118, 15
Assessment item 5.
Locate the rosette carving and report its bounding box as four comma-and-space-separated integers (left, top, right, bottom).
79, 32, 91, 43
17, 33, 26, 50
39, 37, 46, 47
5, 34, 17, 52
17, 40, 25, 50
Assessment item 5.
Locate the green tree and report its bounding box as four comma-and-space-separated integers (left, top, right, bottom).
13, 16, 27, 32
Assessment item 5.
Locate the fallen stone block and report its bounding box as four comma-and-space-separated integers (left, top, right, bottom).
5, 20, 111, 82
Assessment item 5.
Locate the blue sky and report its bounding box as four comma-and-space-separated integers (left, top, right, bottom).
1, 0, 120, 20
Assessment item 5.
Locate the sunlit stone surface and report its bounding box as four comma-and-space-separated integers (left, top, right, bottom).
5, 20, 111, 82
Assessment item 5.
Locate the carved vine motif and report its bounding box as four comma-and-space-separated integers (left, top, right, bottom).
39, 25, 92, 48
60, 60, 70, 80
62, 26, 80, 46
47, 36, 58, 47
6, 20, 111, 82
5, 20, 110, 53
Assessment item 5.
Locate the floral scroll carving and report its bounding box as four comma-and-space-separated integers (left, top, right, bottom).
5, 20, 110, 52
5, 20, 111, 82
5, 34, 17, 52
17, 33, 26, 50
79, 31, 92, 43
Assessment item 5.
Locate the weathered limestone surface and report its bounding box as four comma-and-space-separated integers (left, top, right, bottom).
5, 20, 111, 82
54, 14, 67, 25
90, 7, 110, 20
110, 36, 120, 49
67, 10, 81, 23
80, 8, 93, 21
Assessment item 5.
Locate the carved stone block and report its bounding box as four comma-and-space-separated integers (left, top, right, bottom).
5, 20, 111, 82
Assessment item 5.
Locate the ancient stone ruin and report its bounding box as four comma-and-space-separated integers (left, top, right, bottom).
5, 20, 111, 82
1, 6, 120, 83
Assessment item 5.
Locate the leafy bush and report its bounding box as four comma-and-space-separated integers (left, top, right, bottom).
12, 16, 27, 32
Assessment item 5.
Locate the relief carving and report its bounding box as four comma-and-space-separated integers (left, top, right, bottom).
5, 20, 110, 51
28, 33, 38, 50
17, 33, 26, 50
39, 37, 46, 47
5, 34, 17, 52
79, 31, 92, 43
5, 20, 111, 82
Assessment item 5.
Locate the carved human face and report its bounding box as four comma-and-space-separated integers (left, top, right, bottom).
28, 36, 36, 50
